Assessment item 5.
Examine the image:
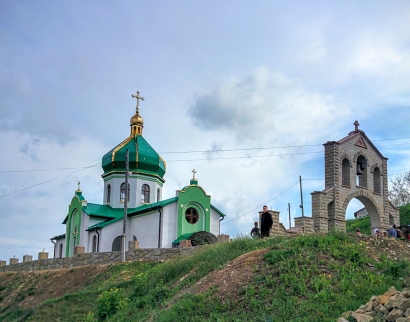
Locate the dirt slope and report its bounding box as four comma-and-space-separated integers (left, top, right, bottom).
1, 235, 410, 319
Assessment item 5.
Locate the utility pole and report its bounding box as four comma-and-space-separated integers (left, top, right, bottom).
122, 149, 129, 262
299, 175, 304, 217
288, 203, 291, 229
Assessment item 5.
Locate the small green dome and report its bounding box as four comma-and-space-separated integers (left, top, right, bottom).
102, 135, 166, 180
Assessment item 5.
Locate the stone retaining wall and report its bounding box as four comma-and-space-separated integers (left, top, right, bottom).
0, 247, 197, 272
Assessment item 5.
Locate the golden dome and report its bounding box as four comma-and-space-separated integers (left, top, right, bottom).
130, 113, 144, 126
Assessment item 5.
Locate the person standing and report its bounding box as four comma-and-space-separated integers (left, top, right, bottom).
260, 205, 273, 238
388, 225, 398, 238
250, 222, 260, 238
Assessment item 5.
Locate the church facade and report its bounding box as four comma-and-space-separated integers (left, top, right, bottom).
51, 91, 225, 258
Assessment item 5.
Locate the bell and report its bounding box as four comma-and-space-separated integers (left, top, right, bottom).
356, 162, 364, 175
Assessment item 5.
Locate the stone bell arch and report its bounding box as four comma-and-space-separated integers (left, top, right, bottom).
311, 121, 399, 234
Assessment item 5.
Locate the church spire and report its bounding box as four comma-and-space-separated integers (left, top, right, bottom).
130, 90, 145, 136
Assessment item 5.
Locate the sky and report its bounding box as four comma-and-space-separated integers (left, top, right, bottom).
1, 0, 410, 262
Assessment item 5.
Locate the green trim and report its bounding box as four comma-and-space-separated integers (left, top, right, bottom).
51, 234, 66, 240
65, 193, 83, 257
85, 197, 178, 231
102, 174, 164, 186
102, 169, 165, 183
211, 204, 226, 217
177, 185, 211, 237
172, 232, 195, 244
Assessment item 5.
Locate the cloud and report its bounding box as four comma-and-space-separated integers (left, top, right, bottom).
204, 141, 222, 161
189, 66, 351, 145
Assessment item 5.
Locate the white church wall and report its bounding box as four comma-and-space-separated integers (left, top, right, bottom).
135, 176, 163, 205
103, 174, 163, 208
55, 239, 65, 258
130, 212, 160, 248
87, 232, 99, 252
210, 209, 221, 236
103, 176, 138, 209
98, 220, 123, 252
88, 218, 103, 227
161, 203, 178, 248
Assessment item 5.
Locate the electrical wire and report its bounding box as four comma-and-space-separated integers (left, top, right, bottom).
1, 136, 410, 173
166, 151, 322, 162
221, 180, 300, 225
0, 163, 100, 198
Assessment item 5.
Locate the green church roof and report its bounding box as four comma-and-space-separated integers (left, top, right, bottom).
102, 135, 166, 180
85, 197, 178, 231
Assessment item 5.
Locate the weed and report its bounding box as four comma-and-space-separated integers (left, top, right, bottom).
96, 288, 129, 321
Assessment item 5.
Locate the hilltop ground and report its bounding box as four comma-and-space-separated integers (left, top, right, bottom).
1, 234, 410, 321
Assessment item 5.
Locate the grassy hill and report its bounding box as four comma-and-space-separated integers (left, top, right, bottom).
2, 232, 410, 322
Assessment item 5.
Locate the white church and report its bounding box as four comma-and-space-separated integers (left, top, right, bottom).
51, 91, 226, 258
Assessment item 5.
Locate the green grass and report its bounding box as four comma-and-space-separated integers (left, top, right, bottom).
346, 216, 371, 234
2, 232, 410, 321
346, 204, 410, 235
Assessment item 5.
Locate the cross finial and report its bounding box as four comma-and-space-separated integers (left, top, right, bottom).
354, 120, 359, 131
77, 181, 81, 191
131, 90, 145, 115
192, 169, 197, 179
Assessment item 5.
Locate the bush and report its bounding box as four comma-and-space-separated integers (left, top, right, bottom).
96, 288, 129, 321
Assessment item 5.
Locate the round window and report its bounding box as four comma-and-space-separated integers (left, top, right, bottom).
185, 207, 199, 224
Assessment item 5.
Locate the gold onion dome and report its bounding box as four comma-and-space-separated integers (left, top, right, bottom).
101, 90, 166, 180
130, 112, 144, 126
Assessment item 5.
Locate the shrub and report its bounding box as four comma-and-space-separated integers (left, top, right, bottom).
96, 288, 129, 321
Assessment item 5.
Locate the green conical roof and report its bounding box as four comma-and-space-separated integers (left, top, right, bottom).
102, 135, 166, 180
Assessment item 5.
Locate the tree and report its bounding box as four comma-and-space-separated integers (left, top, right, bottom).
389, 171, 410, 207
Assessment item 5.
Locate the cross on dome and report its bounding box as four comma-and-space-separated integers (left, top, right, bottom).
192, 169, 197, 179
131, 90, 145, 115
77, 181, 81, 191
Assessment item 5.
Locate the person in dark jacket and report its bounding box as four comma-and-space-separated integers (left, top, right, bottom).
260, 205, 273, 238
250, 221, 260, 238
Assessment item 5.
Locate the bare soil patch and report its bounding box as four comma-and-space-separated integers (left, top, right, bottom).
0, 265, 111, 310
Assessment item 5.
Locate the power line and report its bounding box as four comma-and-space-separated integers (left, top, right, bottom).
0, 165, 101, 174
221, 180, 300, 225
167, 151, 322, 162
2, 135, 410, 173
0, 163, 100, 198
160, 136, 410, 154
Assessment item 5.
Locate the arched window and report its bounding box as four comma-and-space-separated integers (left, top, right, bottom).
185, 207, 199, 224
157, 188, 160, 202
106, 184, 111, 204
373, 167, 381, 194
389, 213, 394, 226
373, 168, 382, 194
141, 184, 150, 203
120, 182, 130, 202
92, 235, 97, 252
112, 236, 122, 251
59, 243, 63, 258
342, 158, 350, 186
356, 155, 367, 188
